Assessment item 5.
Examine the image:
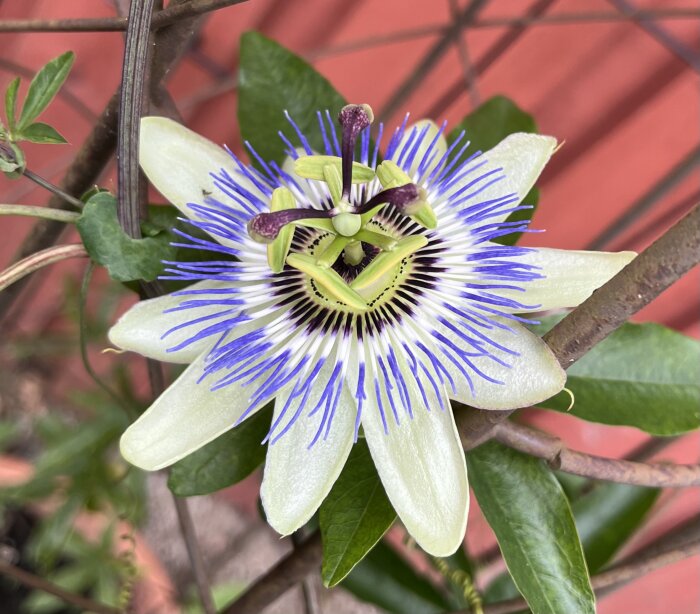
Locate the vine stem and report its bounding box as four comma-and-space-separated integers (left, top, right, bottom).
22, 168, 84, 209
0, 244, 87, 292
0, 204, 80, 223
0, 559, 119, 614
220, 532, 323, 614
491, 421, 700, 487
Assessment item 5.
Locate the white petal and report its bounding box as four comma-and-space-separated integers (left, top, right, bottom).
139, 116, 253, 216
447, 133, 557, 223
436, 319, 566, 410
108, 281, 228, 364
395, 119, 448, 179
362, 402, 469, 556
261, 364, 356, 535
499, 247, 636, 312
120, 354, 264, 470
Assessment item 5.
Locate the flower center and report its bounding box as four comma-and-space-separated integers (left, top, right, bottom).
247, 103, 440, 312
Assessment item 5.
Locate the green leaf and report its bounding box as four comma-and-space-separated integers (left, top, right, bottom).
168, 404, 273, 496
238, 32, 346, 165
320, 440, 396, 587
76, 192, 176, 282
18, 51, 75, 130
342, 541, 449, 614
574, 482, 659, 574
446, 95, 539, 246
18, 121, 67, 144
536, 321, 700, 435
5, 76, 20, 133
485, 482, 659, 605
468, 441, 595, 614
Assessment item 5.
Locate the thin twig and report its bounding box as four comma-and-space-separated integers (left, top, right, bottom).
426, 0, 557, 119
478, 535, 700, 614
0, 0, 248, 33
1, 6, 696, 35
292, 532, 322, 614
0, 204, 80, 223
607, 0, 700, 72
172, 496, 217, 614
586, 144, 700, 250
221, 532, 323, 614
21, 169, 84, 209
0, 559, 119, 614
458, 202, 700, 449
491, 421, 700, 488
448, 0, 481, 108
79, 262, 134, 417
377, 0, 489, 122
0, 244, 87, 292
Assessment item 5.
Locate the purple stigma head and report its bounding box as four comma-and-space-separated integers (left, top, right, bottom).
359, 183, 422, 215
247, 209, 331, 243
338, 104, 374, 201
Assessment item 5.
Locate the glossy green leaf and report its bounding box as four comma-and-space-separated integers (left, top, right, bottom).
447, 95, 539, 245
320, 440, 396, 587
574, 482, 659, 573
485, 481, 659, 605
5, 76, 20, 132
19, 122, 67, 144
536, 321, 700, 435
238, 32, 346, 165
468, 441, 595, 614
342, 541, 449, 614
18, 51, 75, 130
168, 405, 273, 496
76, 192, 176, 282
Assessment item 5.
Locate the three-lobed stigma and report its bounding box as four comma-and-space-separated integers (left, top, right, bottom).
246, 104, 438, 301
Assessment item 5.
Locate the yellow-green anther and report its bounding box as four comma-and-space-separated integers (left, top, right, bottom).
350, 235, 428, 292
267, 187, 296, 273
270, 186, 296, 212
376, 160, 412, 189
354, 228, 397, 251
287, 253, 368, 312
295, 155, 375, 184
316, 235, 350, 268
410, 203, 438, 230
332, 212, 362, 237
323, 164, 342, 204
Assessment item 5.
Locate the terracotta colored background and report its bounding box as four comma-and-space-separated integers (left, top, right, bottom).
0, 0, 698, 612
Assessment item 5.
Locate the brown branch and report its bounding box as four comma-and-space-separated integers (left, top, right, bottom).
220, 532, 323, 614
0, 6, 697, 35
491, 421, 700, 488
448, 0, 481, 108
0, 0, 248, 33
172, 495, 217, 614
0, 244, 87, 292
377, 0, 488, 122
0, 560, 119, 614
459, 202, 700, 449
